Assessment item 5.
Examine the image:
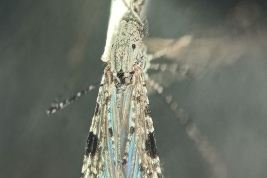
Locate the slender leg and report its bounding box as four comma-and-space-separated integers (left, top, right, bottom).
47, 84, 98, 115
147, 79, 229, 178
147, 78, 190, 126
121, 0, 130, 9
148, 62, 190, 77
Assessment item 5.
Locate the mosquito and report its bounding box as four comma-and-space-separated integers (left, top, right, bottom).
47, 1, 163, 177
46, 0, 230, 177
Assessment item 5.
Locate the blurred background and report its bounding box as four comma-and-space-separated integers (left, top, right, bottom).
1, 0, 267, 177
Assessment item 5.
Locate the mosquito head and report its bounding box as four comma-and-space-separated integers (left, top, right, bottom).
110, 10, 145, 77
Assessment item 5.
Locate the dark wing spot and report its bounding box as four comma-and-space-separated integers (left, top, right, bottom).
140, 164, 144, 172
85, 132, 98, 157
130, 126, 135, 134
108, 128, 113, 137
94, 102, 99, 115
145, 132, 158, 159
145, 105, 151, 117
132, 44, 136, 49
122, 159, 127, 165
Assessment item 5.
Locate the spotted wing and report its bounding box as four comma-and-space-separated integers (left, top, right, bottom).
80, 71, 117, 178
121, 75, 163, 178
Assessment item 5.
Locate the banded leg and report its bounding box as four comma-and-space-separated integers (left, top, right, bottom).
147, 79, 190, 126
148, 79, 229, 178
148, 63, 189, 78
47, 84, 98, 115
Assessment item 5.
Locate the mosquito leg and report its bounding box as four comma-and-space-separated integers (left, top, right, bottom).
147, 79, 229, 178
147, 79, 190, 126
121, 0, 130, 9
148, 62, 189, 77
47, 84, 98, 115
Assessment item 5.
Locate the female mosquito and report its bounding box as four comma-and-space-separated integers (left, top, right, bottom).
47, 1, 163, 177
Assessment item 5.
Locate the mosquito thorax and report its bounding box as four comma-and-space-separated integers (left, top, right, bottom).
110, 11, 144, 84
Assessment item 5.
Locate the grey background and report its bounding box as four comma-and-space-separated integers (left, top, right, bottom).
1, 0, 267, 178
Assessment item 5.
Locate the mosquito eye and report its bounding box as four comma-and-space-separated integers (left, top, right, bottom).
132, 44, 136, 49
